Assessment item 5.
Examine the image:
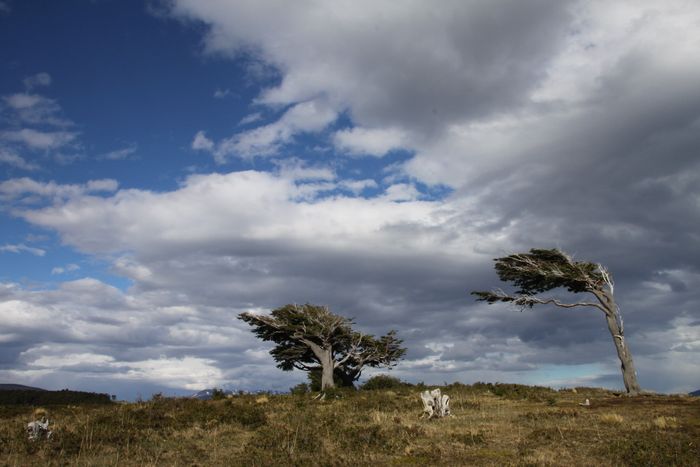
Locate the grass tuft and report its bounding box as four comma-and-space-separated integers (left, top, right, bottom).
599, 412, 624, 424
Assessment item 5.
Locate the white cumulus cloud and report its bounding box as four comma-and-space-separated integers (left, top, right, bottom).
333, 126, 408, 157
1, 129, 78, 151
0, 243, 45, 256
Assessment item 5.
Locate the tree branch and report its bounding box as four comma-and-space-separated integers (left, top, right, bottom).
334, 333, 363, 368
292, 361, 317, 371
473, 289, 606, 313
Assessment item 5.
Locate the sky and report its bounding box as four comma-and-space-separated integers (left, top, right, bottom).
0, 0, 699, 400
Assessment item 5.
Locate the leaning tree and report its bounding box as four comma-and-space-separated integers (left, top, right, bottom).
472, 248, 641, 395
238, 304, 406, 390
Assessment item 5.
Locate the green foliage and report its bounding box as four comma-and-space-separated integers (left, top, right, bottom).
360, 374, 407, 390
239, 303, 406, 388
307, 368, 322, 392
472, 248, 606, 306
497, 248, 600, 294
211, 388, 228, 400
238, 304, 352, 373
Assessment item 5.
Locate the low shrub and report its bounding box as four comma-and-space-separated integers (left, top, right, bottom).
289, 382, 310, 395
0, 389, 112, 405
473, 382, 557, 401
360, 375, 406, 391
211, 388, 228, 400
605, 429, 700, 466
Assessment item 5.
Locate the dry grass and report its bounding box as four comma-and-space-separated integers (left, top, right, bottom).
598, 412, 624, 424
0, 384, 698, 466
652, 415, 679, 429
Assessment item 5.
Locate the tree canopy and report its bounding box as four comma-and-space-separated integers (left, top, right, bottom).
472, 248, 641, 395
239, 304, 406, 390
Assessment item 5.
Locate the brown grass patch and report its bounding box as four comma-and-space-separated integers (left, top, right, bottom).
599, 412, 624, 424
0, 385, 698, 465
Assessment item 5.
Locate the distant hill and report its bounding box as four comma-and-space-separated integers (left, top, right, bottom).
0, 387, 111, 405
191, 388, 234, 400
690, 389, 700, 397
0, 383, 46, 391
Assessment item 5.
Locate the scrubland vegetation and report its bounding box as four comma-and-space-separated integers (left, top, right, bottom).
1, 381, 698, 466
0, 389, 111, 406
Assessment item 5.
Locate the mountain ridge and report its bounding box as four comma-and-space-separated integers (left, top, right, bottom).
0, 383, 46, 391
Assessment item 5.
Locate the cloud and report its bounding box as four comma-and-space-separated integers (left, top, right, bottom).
167, 0, 573, 142
4, 93, 48, 110
19, 171, 450, 255
339, 178, 378, 195
0, 277, 276, 396
97, 144, 137, 161
191, 130, 214, 151
0, 148, 39, 171
2, 93, 71, 127
1, 76, 77, 169
213, 88, 234, 99
212, 99, 337, 161
51, 263, 80, 275
0, 1, 10, 14
0, 177, 118, 204
333, 127, 408, 157
1, 129, 78, 151
2, 167, 699, 394
273, 158, 335, 183
22, 72, 52, 90
382, 183, 420, 202
22, 347, 224, 390
0, 243, 45, 256
239, 112, 262, 126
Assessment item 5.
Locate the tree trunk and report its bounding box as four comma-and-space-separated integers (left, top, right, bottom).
320, 350, 336, 390
603, 306, 641, 395
336, 368, 358, 388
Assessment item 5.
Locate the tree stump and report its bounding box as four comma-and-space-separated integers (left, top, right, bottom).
27, 419, 52, 440
420, 389, 451, 419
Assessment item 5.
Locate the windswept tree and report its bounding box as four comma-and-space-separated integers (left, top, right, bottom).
472, 248, 641, 395
239, 304, 406, 390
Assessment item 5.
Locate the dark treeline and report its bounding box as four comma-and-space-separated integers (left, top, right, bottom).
0, 389, 112, 405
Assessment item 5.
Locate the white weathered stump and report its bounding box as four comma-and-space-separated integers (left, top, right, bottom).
27, 419, 52, 440
420, 388, 451, 419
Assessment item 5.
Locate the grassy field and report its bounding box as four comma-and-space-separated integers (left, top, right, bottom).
1, 383, 698, 466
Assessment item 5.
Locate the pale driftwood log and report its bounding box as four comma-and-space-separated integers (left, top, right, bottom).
420, 389, 451, 419
420, 391, 434, 418
27, 419, 52, 440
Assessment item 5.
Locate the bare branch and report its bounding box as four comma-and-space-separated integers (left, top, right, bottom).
473, 289, 606, 313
